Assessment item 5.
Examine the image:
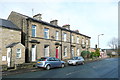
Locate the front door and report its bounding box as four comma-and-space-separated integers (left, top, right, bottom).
7, 48, 11, 67
56, 47, 59, 58
32, 45, 36, 61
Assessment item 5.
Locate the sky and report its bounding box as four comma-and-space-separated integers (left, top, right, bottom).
0, 0, 118, 49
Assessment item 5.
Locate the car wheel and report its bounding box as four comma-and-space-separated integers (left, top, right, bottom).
75, 62, 78, 66
81, 62, 84, 65
61, 64, 65, 68
46, 65, 51, 70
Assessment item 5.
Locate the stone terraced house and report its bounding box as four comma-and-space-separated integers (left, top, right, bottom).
0, 19, 25, 68
8, 11, 91, 63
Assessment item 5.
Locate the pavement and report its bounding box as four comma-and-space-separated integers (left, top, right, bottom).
2, 57, 109, 76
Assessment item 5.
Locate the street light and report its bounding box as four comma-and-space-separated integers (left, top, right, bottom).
98, 34, 104, 48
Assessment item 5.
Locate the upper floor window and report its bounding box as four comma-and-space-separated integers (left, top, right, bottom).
32, 25, 36, 37
77, 36, 79, 43
63, 33, 67, 41
72, 35, 74, 43
82, 38, 85, 44
86, 40, 89, 45
56, 31, 59, 40
16, 49, 21, 58
44, 28, 49, 39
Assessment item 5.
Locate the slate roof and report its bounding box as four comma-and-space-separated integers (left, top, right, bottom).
0, 19, 21, 31
11, 11, 91, 38
6, 42, 20, 48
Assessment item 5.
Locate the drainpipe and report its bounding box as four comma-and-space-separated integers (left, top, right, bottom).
70, 32, 72, 58
26, 19, 30, 63
61, 29, 62, 60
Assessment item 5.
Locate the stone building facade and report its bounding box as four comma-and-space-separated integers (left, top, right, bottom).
0, 19, 25, 67
8, 11, 91, 62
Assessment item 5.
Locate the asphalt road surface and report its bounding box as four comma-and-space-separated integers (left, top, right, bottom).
3, 58, 119, 78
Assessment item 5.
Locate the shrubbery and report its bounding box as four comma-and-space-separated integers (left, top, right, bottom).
81, 48, 100, 60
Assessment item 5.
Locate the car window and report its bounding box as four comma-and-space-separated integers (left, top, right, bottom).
48, 57, 55, 61
38, 57, 47, 61
54, 58, 60, 61
73, 57, 78, 60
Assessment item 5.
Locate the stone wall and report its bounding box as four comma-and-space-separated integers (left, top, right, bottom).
1, 27, 21, 65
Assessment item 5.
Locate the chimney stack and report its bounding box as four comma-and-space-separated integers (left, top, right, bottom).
50, 20, 58, 26
33, 13, 42, 20
75, 30, 79, 33
62, 24, 70, 30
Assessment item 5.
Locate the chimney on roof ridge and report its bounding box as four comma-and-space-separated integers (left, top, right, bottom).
33, 13, 42, 20
75, 30, 79, 33
50, 20, 58, 26
62, 24, 70, 30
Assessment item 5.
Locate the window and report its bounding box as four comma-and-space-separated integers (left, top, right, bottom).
44, 45, 49, 57
56, 31, 59, 40
32, 25, 36, 37
72, 35, 74, 43
72, 48, 74, 57
77, 48, 80, 56
82, 38, 85, 44
16, 49, 21, 58
86, 40, 89, 45
44, 28, 49, 39
63, 33, 67, 41
63, 46, 67, 57
77, 36, 79, 43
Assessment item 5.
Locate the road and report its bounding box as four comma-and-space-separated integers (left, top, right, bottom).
3, 58, 119, 78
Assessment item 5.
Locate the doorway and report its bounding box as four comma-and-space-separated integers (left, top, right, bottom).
56, 47, 59, 58
7, 48, 11, 67
32, 45, 36, 61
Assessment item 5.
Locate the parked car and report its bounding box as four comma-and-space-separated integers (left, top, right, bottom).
36, 57, 65, 70
67, 56, 85, 66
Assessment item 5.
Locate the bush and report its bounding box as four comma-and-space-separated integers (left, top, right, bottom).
90, 52, 95, 58
81, 51, 88, 59
81, 51, 91, 59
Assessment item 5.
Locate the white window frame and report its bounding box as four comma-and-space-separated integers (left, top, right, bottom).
72, 35, 74, 43
77, 48, 80, 56
56, 31, 59, 40
86, 40, 89, 45
44, 28, 49, 39
16, 49, 21, 58
82, 38, 85, 44
77, 36, 79, 43
63, 46, 67, 57
44, 45, 49, 57
32, 25, 36, 37
63, 33, 67, 41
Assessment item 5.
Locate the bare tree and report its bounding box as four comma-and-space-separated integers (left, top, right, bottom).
108, 37, 118, 51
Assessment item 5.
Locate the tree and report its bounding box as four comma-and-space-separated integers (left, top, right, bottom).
108, 37, 118, 51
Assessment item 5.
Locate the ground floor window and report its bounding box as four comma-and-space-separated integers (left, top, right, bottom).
72, 48, 74, 57
44, 45, 49, 57
16, 49, 21, 58
63, 46, 67, 57
77, 48, 80, 56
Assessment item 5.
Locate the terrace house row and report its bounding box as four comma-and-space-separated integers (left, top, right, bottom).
8, 11, 91, 63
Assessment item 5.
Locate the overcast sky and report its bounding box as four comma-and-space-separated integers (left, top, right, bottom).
0, 0, 118, 49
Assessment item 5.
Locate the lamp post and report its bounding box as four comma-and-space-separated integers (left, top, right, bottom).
98, 34, 104, 48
